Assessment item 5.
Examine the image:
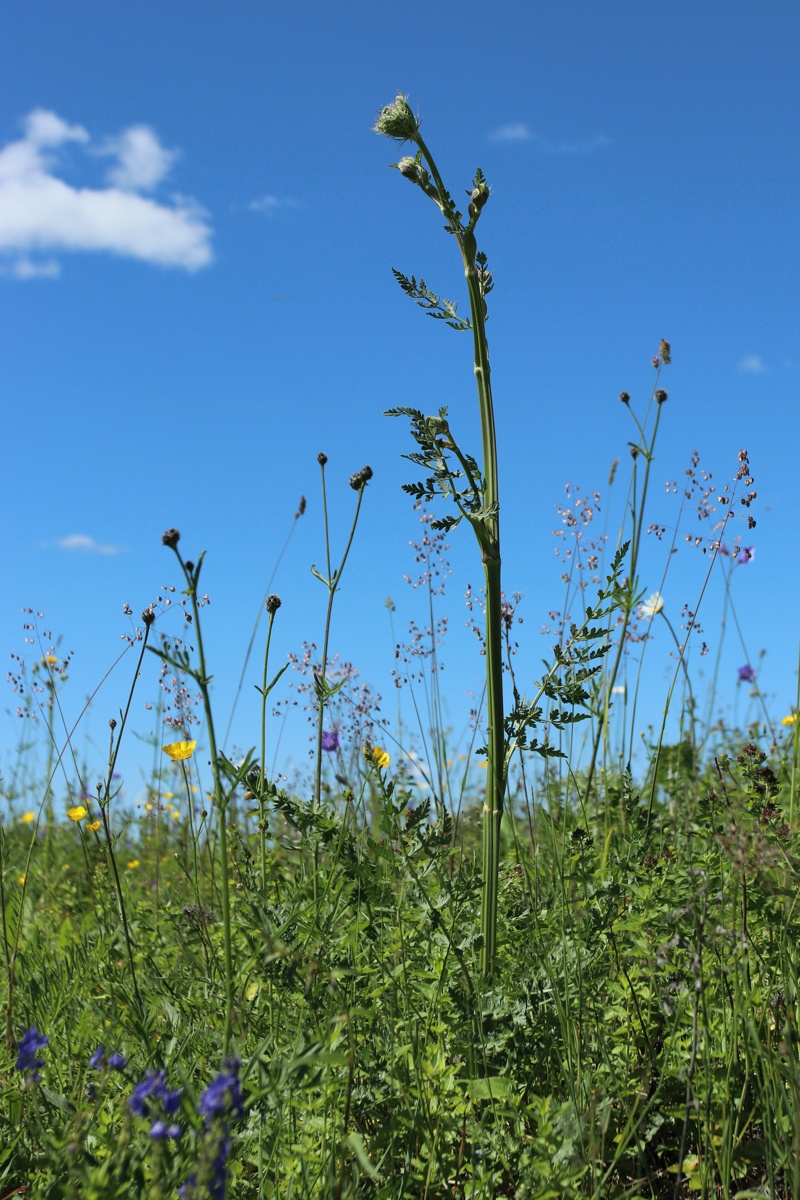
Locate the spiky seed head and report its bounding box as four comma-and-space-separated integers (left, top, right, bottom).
265, 594, 282, 614
373, 93, 420, 143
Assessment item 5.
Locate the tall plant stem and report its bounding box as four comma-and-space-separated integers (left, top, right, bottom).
411, 126, 505, 978
164, 540, 235, 1055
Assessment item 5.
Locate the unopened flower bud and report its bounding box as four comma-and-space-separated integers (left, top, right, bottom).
349, 465, 374, 491
185, 561, 194, 574
296, 495, 306, 517
109, 718, 117, 729
373, 93, 420, 143
619, 391, 630, 404
655, 389, 668, 404
317, 452, 328, 466
266, 594, 282, 614
659, 339, 671, 364
162, 528, 180, 548
470, 186, 490, 211
142, 609, 155, 627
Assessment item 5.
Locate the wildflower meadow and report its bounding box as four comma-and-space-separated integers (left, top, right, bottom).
2, 95, 800, 1200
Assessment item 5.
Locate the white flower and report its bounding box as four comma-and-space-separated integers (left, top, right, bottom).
640, 592, 664, 619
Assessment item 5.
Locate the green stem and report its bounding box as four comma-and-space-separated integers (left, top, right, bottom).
415, 131, 505, 978
169, 544, 235, 1055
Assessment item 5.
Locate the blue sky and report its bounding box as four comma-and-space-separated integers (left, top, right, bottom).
2, 1, 798, 804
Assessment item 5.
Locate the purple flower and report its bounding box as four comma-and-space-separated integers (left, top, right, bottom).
15, 1027, 48, 1080
90, 1045, 127, 1071
197, 1059, 243, 1124
321, 729, 339, 753
182, 1059, 243, 1199
738, 664, 756, 683
736, 546, 755, 565
149, 1119, 183, 1141
128, 1068, 183, 1139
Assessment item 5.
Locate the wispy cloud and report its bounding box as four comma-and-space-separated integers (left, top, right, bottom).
488, 123, 612, 155
53, 534, 121, 555
738, 354, 768, 375
248, 194, 299, 216
488, 122, 534, 143
0, 109, 212, 277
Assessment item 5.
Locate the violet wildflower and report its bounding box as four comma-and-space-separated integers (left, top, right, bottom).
90, 1045, 127, 1071
128, 1068, 183, 1139
15, 1026, 48, 1081
737, 546, 755, 565
321, 729, 339, 753
738, 664, 756, 683
181, 1059, 243, 1200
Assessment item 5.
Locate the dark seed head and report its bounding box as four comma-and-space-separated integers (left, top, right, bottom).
265, 594, 282, 615
317, 452, 328, 467
162, 528, 180, 548
655, 389, 668, 404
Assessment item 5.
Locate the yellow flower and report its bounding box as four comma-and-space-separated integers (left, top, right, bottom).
127, 859, 140, 869
20, 811, 35, 824
163, 792, 174, 800
782, 713, 798, 727
86, 820, 102, 832
170, 811, 180, 820
162, 740, 197, 762
41, 654, 58, 667
363, 745, 390, 770
67, 805, 88, 822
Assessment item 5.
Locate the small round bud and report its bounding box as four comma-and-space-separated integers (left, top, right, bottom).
185, 561, 194, 574
398, 156, 420, 180
109, 718, 117, 729
619, 391, 630, 404
266, 594, 282, 614
470, 186, 490, 210
349, 465, 374, 491
317, 452, 328, 466
142, 608, 155, 627
162, 528, 181, 548
655, 389, 668, 404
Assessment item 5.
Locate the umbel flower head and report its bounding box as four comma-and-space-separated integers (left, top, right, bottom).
373, 92, 420, 143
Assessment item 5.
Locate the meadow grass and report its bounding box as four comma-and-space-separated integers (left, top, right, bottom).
1, 96, 799, 1199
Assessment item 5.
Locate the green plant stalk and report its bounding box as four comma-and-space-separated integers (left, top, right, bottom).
312, 474, 368, 809
259, 606, 278, 894
377, 99, 505, 977
166, 543, 235, 1055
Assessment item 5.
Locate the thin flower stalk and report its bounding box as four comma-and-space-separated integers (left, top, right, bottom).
374, 94, 504, 976
159, 531, 235, 1055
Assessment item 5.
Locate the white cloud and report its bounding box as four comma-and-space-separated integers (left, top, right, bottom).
55, 534, 120, 555
0, 109, 212, 276
248, 194, 299, 215
2, 255, 60, 279
738, 354, 768, 375
488, 122, 534, 143
103, 125, 175, 191
488, 123, 611, 155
